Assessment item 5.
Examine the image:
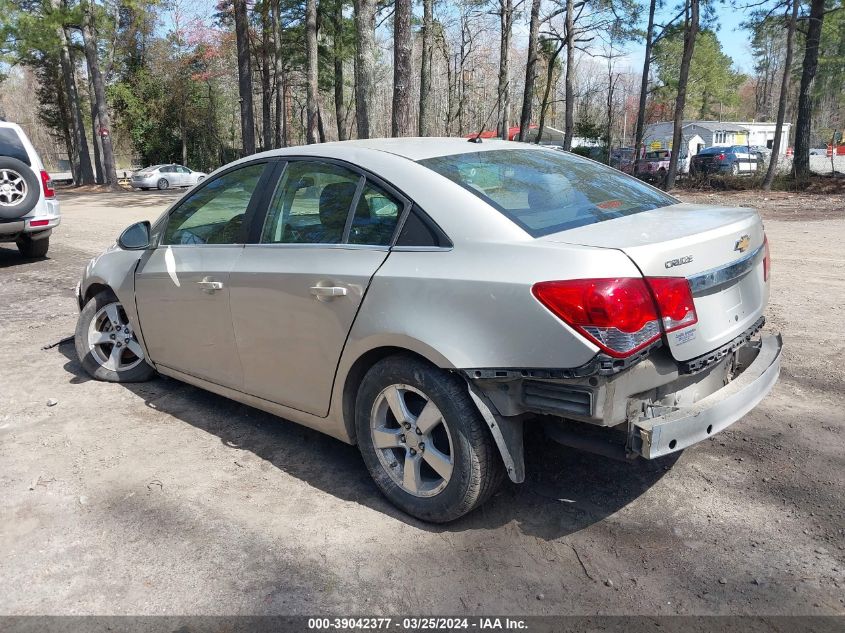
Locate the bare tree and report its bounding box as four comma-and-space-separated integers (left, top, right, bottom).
233, 0, 256, 154
496, 0, 515, 139
260, 0, 273, 150
272, 0, 285, 147
333, 0, 348, 140
518, 0, 542, 141
392, 0, 413, 136
354, 0, 377, 138
763, 0, 798, 190
560, 0, 575, 149
79, 0, 117, 185
305, 0, 319, 143
793, 0, 826, 181
633, 0, 657, 160
418, 0, 434, 136
664, 0, 699, 190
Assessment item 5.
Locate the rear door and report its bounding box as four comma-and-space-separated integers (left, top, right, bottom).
229, 159, 405, 416
134, 161, 270, 388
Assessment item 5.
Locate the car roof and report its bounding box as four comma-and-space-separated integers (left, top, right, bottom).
257, 137, 531, 162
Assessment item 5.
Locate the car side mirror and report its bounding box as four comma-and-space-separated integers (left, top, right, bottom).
118, 221, 151, 250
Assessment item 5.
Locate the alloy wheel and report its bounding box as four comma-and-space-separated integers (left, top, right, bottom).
369, 384, 454, 498
0, 168, 27, 207
87, 302, 145, 372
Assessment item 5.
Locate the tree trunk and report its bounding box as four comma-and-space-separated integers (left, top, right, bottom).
234, 0, 256, 155
80, 0, 117, 185
272, 0, 284, 148
536, 40, 564, 145
354, 0, 377, 138
634, 0, 656, 160
418, 0, 434, 136
305, 0, 319, 143
86, 72, 104, 184
260, 0, 272, 150
333, 0, 347, 140
392, 0, 413, 136
50, 0, 95, 185
664, 0, 699, 190
563, 0, 575, 150
497, 0, 513, 139
518, 0, 542, 142
763, 0, 799, 191
793, 0, 825, 181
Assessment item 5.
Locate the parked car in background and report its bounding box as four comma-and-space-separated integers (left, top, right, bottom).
690, 146, 760, 176
130, 164, 207, 190
74, 138, 781, 522
634, 149, 689, 182
809, 148, 828, 156
0, 120, 60, 257
610, 147, 636, 173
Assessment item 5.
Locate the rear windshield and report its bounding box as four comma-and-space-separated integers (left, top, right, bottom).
418, 148, 677, 237
137, 165, 164, 173
0, 128, 30, 165
697, 147, 725, 155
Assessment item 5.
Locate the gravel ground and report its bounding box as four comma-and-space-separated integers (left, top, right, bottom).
0, 189, 843, 615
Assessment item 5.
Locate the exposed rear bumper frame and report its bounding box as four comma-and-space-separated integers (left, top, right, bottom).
631, 333, 782, 459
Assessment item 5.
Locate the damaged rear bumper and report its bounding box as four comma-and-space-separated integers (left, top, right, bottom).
631, 333, 782, 459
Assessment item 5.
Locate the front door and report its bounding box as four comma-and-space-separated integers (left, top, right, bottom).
135, 161, 268, 389
229, 159, 405, 416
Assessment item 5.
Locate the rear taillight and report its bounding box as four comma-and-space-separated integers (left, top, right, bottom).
40, 170, 55, 198
645, 277, 698, 332
763, 235, 770, 281
533, 277, 697, 358
29, 219, 50, 227
717, 153, 726, 160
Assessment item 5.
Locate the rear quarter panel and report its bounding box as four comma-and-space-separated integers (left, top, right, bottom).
342, 240, 643, 371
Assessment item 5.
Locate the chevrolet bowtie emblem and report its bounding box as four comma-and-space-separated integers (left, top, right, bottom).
734, 235, 750, 253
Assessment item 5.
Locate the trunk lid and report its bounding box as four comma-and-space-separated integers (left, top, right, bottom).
542, 203, 769, 361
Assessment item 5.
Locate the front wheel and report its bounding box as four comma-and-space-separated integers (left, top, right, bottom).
355, 355, 503, 522
74, 290, 155, 382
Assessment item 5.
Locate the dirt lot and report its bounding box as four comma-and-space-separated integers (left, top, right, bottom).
1, 189, 843, 616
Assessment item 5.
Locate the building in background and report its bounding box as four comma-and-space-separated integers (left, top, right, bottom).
643, 121, 792, 156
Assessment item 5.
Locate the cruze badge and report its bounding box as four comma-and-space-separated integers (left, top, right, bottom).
665, 255, 694, 269
734, 234, 751, 253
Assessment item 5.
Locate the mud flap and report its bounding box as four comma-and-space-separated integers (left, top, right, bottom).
467, 383, 525, 483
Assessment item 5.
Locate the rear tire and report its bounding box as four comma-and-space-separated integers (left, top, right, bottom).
157, 178, 169, 190
730, 162, 739, 176
0, 157, 40, 220
16, 235, 49, 258
75, 289, 155, 383
355, 355, 504, 522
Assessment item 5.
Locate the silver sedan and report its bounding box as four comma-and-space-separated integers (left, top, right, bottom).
130, 164, 207, 190
75, 139, 782, 522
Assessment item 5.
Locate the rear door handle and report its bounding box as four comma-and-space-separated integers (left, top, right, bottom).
197, 278, 224, 292
310, 285, 348, 299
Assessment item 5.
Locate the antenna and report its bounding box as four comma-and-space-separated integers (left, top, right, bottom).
468, 82, 509, 144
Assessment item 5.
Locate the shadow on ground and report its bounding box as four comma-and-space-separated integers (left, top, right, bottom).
57, 339, 676, 539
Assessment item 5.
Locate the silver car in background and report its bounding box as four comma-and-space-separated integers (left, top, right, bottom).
130, 164, 207, 190
75, 138, 782, 522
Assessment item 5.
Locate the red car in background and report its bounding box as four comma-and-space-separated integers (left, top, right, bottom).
634, 149, 690, 182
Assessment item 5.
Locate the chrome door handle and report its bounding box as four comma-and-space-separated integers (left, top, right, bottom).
197, 279, 224, 292
310, 285, 348, 299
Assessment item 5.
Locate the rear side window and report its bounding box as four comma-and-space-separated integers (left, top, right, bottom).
419, 149, 677, 237
0, 128, 30, 165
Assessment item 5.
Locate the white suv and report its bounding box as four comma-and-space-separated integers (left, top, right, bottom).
0, 120, 61, 257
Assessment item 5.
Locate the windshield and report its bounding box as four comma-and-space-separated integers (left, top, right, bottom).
418, 148, 677, 237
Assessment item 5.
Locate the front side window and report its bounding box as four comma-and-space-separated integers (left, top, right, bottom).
162, 162, 265, 245
261, 161, 362, 244
419, 149, 677, 237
